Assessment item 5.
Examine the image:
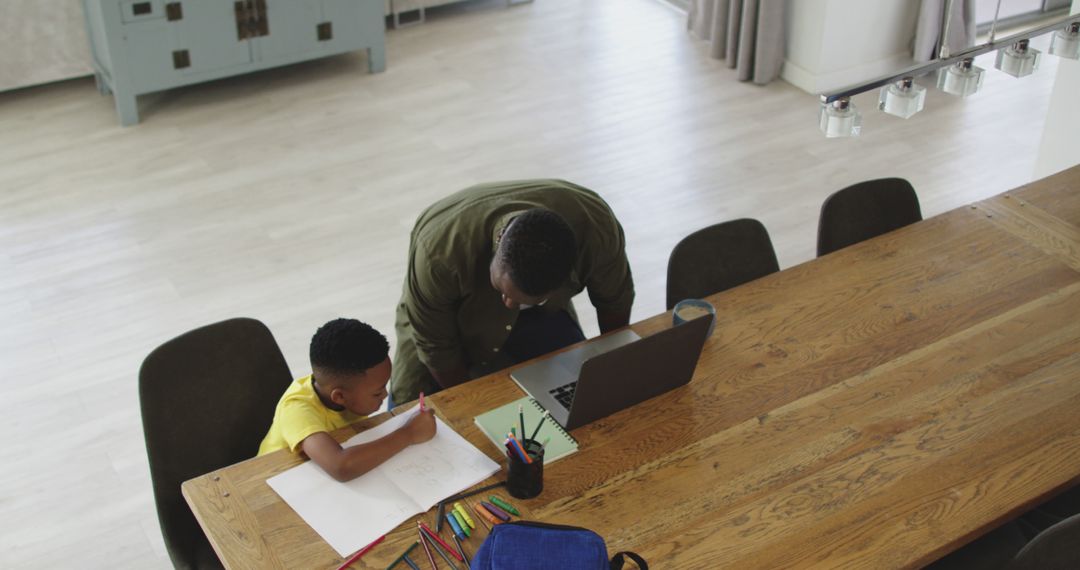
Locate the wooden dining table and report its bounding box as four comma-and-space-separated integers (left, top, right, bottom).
183, 165, 1080, 569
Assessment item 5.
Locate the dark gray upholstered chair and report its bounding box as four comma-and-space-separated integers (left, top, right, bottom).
923, 521, 1029, 570
666, 218, 780, 310
924, 495, 1080, 570
139, 318, 293, 569
1020, 485, 1080, 536
816, 177, 922, 257
1010, 513, 1080, 570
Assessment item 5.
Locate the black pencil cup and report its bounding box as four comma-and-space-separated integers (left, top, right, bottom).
506, 439, 544, 499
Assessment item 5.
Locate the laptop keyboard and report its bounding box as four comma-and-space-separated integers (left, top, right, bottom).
550, 381, 578, 409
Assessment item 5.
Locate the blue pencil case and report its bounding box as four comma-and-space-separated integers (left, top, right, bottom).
472, 520, 647, 570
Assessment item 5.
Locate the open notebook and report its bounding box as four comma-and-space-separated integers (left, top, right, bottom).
267, 406, 499, 557
474, 396, 578, 463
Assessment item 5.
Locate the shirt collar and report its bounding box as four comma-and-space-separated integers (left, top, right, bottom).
491, 211, 525, 255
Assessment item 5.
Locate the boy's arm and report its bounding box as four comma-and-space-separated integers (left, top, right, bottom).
300, 410, 437, 482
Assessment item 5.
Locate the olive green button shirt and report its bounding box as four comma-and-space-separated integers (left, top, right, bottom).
390, 179, 635, 404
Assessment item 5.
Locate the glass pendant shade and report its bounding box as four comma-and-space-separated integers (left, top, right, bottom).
996, 39, 1042, 77
878, 77, 926, 119
937, 58, 985, 97
1049, 23, 1080, 60
819, 98, 861, 138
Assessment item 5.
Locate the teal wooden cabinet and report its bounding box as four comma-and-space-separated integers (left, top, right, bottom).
83, 0, 386, 125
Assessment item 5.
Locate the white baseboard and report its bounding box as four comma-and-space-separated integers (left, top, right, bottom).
782, 52, 916, 95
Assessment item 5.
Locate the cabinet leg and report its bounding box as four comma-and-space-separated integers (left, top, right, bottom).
94, 73, 112, 95
113, 91, 140, 127
367, 45, 386, 74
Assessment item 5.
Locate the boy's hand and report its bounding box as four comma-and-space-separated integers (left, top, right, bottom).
403, 409, 437, 444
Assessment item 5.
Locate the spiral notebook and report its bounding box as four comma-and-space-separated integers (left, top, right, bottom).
474, 397, 579, 463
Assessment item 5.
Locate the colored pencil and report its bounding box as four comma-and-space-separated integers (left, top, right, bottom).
436, 501, 446, 533
503, 440, 520, 460
336, 534, 385, 570
417, 524, 439, 569
402, 555, 421, 570
419, 391, 426, 412
529, 410, 549, 441
506, 434, 531, 463
452, 533, 470, 569
383, 542, 418, 570
442, 482, 506, 504
419, 521, 463, 562
424, 531, 459, 570
518, 404, 526, 445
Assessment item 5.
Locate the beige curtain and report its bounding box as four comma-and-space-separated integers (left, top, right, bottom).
913, 0, 977, 62
687, 0, 786, 85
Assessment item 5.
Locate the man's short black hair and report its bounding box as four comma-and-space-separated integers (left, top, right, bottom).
309, 318, 389, 374
496, 208, 576, 296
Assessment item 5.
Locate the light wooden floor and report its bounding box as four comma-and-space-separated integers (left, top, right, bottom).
0, 0, 1065, 567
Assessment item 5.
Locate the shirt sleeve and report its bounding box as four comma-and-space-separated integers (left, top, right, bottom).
585, 214, 635, 315
402, 246, 469, 373
278, 397, 334, 453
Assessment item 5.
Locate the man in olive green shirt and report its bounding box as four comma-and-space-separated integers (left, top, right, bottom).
390, 179, 635, 406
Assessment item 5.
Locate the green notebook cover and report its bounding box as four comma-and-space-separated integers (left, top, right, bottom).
473, 396, 578, 463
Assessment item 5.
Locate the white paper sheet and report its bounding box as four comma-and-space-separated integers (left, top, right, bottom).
266, 406, 500, 556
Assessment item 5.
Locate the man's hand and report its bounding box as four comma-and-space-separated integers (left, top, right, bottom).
403, 409, 437, 444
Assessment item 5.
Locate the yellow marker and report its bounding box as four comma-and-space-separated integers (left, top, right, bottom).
454, 502, 476, 529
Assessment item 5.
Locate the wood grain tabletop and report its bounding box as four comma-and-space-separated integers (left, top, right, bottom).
184, 166, 1080, 569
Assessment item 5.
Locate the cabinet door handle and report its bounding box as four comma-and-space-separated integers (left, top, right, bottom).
233, 0, 268, 40
255, 0, 269, 37
166, 2, 183, 21
235, 1, 251, 40
172, 50, 191, 69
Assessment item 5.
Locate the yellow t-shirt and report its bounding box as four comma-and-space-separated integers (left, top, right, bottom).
257, 375, 365, 456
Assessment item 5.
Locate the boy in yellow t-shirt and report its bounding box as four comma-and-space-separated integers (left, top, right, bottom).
258, 318, 436, 482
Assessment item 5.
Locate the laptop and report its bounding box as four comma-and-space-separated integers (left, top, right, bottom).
510, 314, 713, 430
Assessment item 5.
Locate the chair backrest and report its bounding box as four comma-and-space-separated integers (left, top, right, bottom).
666, 218, 780, 310
816, 177, 922, 257
1009, 513, 1080, 570
139, 318, 293, 569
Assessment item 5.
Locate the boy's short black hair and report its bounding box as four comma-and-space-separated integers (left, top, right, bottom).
309, 318, 389, 375
497, 209, 576, 296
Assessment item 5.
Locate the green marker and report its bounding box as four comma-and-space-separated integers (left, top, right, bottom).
451, 510, 471, 537
488, 496, 519, 516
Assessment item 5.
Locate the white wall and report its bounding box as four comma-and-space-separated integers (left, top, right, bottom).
1034, 0, 1080, 177
782, 0, 919, 94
